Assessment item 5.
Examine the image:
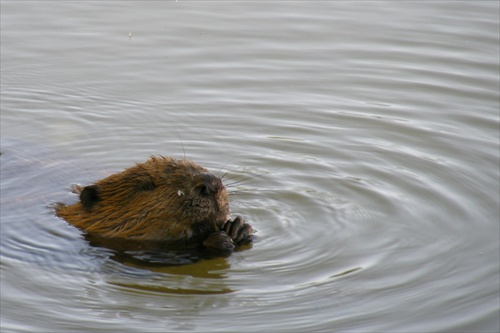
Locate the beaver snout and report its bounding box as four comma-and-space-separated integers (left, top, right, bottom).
194, 173, 224, 196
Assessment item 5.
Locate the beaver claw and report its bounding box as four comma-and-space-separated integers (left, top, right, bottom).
203, 231, 235, 252
203, 216, 254, 252
222, 215, 254, 244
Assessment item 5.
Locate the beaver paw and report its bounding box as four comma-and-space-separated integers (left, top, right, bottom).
222, 216, 254, 245
202, 216, 253, 253
203, 231, 235, 252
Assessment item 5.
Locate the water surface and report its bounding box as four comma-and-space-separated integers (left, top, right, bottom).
1, 1, 499, 332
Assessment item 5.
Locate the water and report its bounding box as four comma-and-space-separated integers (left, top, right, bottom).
1, 1, 499, 332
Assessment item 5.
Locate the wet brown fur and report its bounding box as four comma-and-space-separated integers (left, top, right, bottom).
56, 156, 231, 243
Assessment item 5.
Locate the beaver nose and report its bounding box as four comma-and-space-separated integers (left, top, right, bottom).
195, 173, 222, 196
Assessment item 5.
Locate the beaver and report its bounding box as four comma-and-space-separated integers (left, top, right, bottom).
56, 156, 253, 254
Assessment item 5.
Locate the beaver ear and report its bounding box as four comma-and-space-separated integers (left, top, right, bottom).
80, 185, 101, 210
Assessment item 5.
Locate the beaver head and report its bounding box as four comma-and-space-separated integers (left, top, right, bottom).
56, 156, 230, 242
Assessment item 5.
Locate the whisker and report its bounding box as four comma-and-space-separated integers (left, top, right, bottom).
224, 171, 270, 187
216, 157, 236, 179
227, 168, 271, 183
229, 199, 262, 209
228, 190, 272, 199
170, 122, 186, 160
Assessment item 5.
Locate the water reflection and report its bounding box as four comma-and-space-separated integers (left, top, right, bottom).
100, 246, 241, 295
81, 233, 255, 294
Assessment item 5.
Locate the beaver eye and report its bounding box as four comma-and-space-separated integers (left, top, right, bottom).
139, 182, 155, 191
